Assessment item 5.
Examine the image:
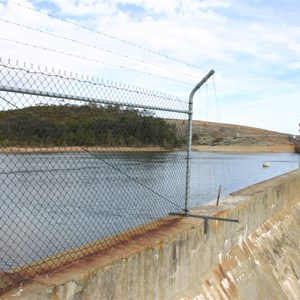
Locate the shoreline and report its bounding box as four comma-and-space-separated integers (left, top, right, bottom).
192, 144, 296, 153
0, 144, 296, 154
0, 146, 169, 154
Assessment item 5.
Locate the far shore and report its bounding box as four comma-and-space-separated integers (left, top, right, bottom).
0, 146, 169, 154
0, 144, 297, 154
192, 144, 296, 153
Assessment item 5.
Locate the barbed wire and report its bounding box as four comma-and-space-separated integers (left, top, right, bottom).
8, 0, 206, 73
0, 36, 194, 87
0, 58, 188, 105
0, 18, 200, 81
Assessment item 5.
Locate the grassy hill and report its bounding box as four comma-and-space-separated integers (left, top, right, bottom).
167, 119, 298, 152
191, 120, 298, 152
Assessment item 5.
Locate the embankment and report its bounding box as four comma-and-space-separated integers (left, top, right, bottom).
2, 169, 300, 300
0, 146, 168, 154
192, 144, 296, 153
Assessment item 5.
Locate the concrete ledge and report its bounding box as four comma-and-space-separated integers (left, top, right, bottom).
2, 169, 300, 300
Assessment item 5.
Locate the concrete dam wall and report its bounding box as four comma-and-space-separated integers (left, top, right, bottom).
3, 168, 300, 300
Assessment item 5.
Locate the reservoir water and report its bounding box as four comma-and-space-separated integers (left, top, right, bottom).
1, 151, 299, 271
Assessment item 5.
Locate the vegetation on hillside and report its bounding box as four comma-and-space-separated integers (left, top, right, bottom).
0, 105, 183, 149
189, 120, 298, 152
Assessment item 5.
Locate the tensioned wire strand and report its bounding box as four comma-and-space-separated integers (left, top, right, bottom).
0, 93, 185, 212
0, 37, 194, 87
0, 18, 200, 81
81, 146, 185, 211
8, 0, 206, 73
212, 77, 234, 194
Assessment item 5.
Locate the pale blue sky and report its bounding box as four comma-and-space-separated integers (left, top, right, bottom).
0, 0, 299, 134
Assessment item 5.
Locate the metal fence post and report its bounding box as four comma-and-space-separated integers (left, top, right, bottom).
184, 69, 215, 212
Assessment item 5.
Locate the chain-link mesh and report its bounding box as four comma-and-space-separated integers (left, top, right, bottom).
0, 58, 189, 294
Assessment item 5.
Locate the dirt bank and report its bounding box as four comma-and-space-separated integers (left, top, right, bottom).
0, 144, 296, 155
0, 146, 169, 154
192, 144, 296, 153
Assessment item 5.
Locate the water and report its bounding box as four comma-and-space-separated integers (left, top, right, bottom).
0, 151, 299, 271
190, 152, 300, 207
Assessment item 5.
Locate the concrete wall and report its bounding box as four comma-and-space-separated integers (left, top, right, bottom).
3, 168, 300, 300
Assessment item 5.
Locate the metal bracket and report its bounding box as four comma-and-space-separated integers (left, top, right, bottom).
169, 212, 239, 234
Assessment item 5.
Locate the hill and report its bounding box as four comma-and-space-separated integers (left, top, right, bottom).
0, 105, 298, 153
191, 120, 298, 153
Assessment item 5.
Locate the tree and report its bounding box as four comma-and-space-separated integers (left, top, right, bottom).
0, 104, 183, 149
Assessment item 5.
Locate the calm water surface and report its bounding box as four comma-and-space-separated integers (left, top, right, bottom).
0, 151, 299, 270
190, 151, 300, 206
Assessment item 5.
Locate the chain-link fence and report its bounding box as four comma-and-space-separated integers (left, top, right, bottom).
0, 58, 191, 294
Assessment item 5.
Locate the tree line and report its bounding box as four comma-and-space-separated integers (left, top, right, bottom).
0, 104, 183, 149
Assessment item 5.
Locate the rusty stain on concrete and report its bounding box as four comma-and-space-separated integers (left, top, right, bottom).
176, 202, 300, 299
0, 215, 182, 296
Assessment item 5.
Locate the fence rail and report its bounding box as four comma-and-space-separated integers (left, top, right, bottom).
0, 58, 190, 294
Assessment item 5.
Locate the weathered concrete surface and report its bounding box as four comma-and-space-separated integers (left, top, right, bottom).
2, 169, 300, 300
175, 199, 300, 299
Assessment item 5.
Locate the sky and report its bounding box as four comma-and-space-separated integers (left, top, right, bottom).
0, 0, 299, 134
